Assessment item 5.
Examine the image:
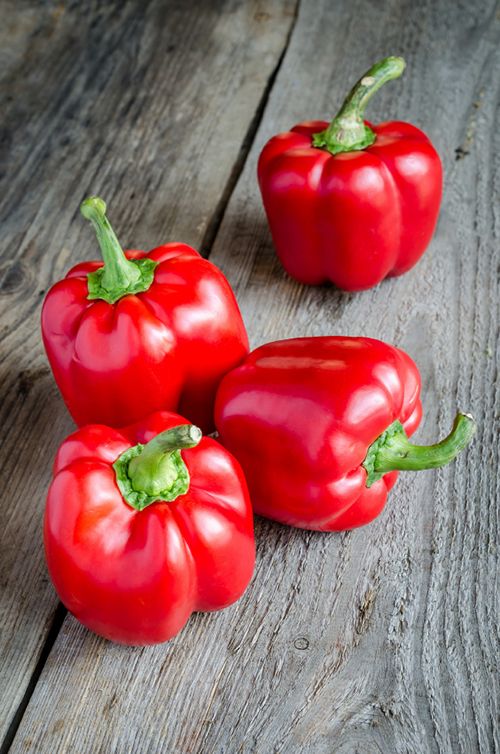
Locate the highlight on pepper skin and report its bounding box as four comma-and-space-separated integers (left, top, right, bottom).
44, 410, 255, 645
215, 336, 475, 532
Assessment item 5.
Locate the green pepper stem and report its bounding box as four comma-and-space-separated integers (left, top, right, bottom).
81, 196, 158, 305
363, 413, 476, 488
81, 197, 141, 291
312, 56, 406, 155
113, 425, 202, 511
128, 425, 202, 494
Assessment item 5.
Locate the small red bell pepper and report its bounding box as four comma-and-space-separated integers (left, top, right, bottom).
215, 337, 475, 531
44, 410, 255, 645
41, 197, 248, 433
258, 57, 443, 290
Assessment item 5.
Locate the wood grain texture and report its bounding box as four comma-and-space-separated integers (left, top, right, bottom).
0, 0, 296, 744
4, 0, 499, 752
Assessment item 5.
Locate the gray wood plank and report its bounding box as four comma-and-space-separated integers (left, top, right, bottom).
0, 0, 296, 744
9, 0, 499, 752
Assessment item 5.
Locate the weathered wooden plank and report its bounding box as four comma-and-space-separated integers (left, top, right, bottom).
0, 0, 296, 744
9, 0, 499, 752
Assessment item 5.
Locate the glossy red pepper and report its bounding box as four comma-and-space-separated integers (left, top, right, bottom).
215, 337, 475, 531
44, 410, 255, 645
41, 197, 248, 433
258, 57, 443, 290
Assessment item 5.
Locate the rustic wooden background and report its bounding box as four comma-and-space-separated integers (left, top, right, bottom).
1, 1, 498, 752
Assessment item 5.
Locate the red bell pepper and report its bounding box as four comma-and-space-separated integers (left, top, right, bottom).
215, 337, 475, 531
44, 410, 255, 644
41, 197, 248, 433
258, 57, 443, 290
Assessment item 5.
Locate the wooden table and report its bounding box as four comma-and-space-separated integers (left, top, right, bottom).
1, 1, 498, 752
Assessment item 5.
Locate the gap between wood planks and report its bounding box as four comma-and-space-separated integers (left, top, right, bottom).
0, 604, 66, 754
200, 4, 299, 259
0, 3, 300, 753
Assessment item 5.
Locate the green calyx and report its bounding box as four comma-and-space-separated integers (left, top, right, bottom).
312, 56, 406, 155
114, 424, 202, 511
363, 412, 476, 488
81, 196, 157, 304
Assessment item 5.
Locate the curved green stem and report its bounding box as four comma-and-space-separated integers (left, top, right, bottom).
114, 425, 202, 510
81, 196, 157, 304
363, 413, 476, 488
312, 56, 406, 155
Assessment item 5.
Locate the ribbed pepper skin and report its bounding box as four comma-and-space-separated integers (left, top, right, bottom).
42, 244, 249, 433
258, 120, 442, 290
45, 410, 255, 645
215, 337, 423, 531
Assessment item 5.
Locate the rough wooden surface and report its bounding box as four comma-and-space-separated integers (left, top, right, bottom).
0, 0, 296, 746
1, 0, 498, 752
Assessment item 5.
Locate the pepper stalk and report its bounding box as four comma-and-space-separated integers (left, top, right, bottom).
81, 196, 157, 304
312, 56, 406, 155
363, 412, 476, 487
114, 424, 203, 510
